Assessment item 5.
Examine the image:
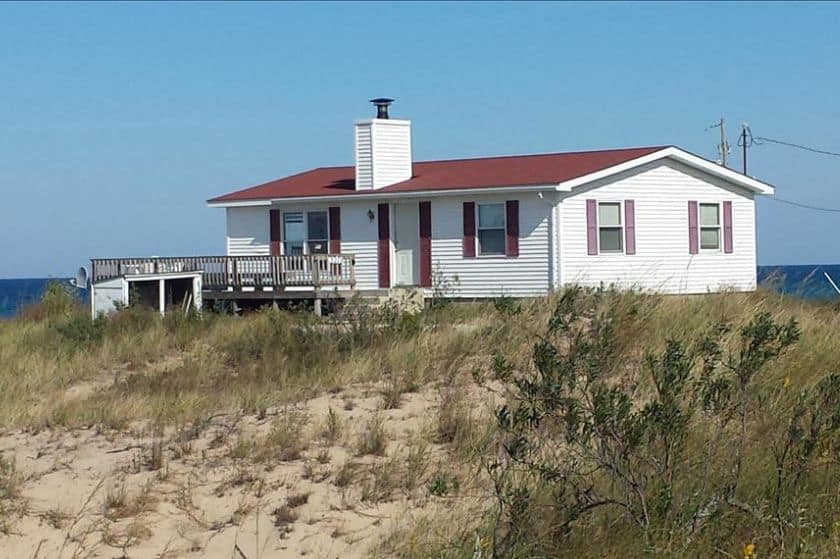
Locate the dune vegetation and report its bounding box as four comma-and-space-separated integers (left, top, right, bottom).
0, 283, 838, 558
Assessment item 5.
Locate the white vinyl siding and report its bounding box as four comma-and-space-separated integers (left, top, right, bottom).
354, 125, 373, 190
429, 195, 551, 298
225, 196, 551, 296
224, 158, 760, 297
337, 200, 380, 290
372, 120, 412, 189
559, 160, 757, 294
226, 207, 270, 256
354, 119, 412, 190
225, 201, 380, 290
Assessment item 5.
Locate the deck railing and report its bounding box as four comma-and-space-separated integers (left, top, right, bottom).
90, 254, 356, 290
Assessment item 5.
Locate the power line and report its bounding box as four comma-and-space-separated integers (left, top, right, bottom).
742, 132, 840, 211
753, 136, 840, 158
767, 196, 840, 213
709, 126, 840, 212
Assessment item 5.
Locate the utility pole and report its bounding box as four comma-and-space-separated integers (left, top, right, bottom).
740, 123, 750, 175
706, 117, 731, 167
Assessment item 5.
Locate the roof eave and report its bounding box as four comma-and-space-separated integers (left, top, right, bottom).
555, 146, 775, 195
206, 183, 559, 207
206, 199, 272, 208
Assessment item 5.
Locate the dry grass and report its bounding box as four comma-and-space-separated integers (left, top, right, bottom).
285, 491, 310, 509
355, 413, 388, 457
0, 289, 497, 431
103, 479, 157, 520
333, 460, 360, 489
374, 290, 840, 558
361, 455, 401, 504
2, 285, 840, 557
255, 408, 310, 463
402, 437, 432, 495
0, 454, 26, 534
319, 407, 342, 444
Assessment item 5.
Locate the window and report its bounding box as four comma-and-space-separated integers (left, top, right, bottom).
598, 202, 623, 252
477, 203, 505, 255
307, 211, 328, 254
283, 212, 305, 255
283, 210, 329, 255
699, 203, 720, 250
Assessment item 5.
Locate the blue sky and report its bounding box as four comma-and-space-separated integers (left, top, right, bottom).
1, 2, 839, 277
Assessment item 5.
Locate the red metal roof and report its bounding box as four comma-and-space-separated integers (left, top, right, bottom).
208, 146, 667, 203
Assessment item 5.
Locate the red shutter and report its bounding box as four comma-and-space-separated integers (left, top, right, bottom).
505, 200, 519, 257
723, 201, 733, 253
269, 209, 282, 256
586, 199, 598, 255
419, 201, 432, 287
377, 203, 390, 288
624, 200, 636, 255
463, 202, 476, 257
328, 206, 341, 253
688, 201, 699, 254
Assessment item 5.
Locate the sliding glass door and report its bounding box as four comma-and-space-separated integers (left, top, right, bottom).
283, 213, 305, 255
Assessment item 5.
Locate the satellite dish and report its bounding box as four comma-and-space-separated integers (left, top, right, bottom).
70, 267, 89, 289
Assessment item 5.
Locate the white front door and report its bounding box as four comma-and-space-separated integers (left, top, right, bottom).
393, 203, 419, 286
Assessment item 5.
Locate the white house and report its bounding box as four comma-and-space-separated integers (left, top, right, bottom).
207, 99, 775, 299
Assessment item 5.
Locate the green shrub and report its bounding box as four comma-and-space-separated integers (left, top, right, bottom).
483, 287, 820, 557
41, 281, 79, 320
427, 470, 459, 497
105, 305, 159, 338
162, 307, 212, 350
54, 313, 106, 349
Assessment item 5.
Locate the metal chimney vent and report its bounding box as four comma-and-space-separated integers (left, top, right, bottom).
370, 98, 394, 119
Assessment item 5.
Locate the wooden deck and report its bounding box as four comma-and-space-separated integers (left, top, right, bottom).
91, 254, 356, 291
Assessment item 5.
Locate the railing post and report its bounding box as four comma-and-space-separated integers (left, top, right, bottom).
270, 256, 277, 288
311, 255, 320, 288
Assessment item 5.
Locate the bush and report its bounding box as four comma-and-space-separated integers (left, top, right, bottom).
482, 287, 829, 557
105, 305, 159, 338
427, 470, 459, 497
39, 281, 79, 322
18, 281, 83, 324
162, 308, 212, 350
54, 313, 106, 350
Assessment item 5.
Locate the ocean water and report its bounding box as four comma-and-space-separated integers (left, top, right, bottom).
1, 267, 838, 319
0, 279, 88, 319
757, 264, 840, 301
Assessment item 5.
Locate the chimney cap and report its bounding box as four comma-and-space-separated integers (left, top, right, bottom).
370, 98, 394, 119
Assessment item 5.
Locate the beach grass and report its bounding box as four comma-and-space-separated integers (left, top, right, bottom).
1, 283, 839, 557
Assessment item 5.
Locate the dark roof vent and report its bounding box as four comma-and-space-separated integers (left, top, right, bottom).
370, 98, 394, 119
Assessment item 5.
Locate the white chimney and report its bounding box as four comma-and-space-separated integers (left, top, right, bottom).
355, 98, 412, 190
